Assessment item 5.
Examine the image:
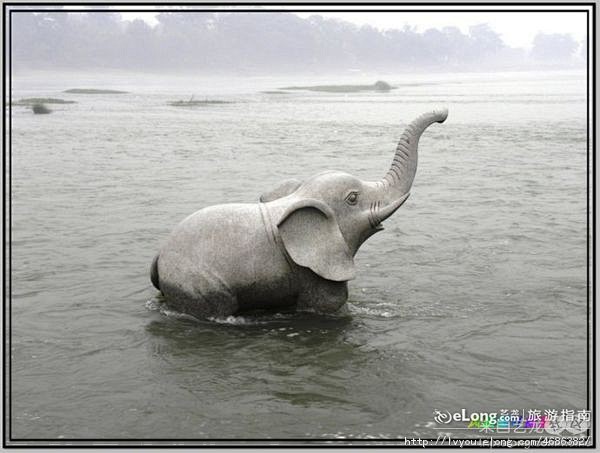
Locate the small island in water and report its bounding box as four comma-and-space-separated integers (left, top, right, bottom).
64, 88, 129, 94
32, 103, 51, 114
279, 80, 395, 93
12, 97, 77, 114
168, 95, 233, 107
12, 97, 76, 106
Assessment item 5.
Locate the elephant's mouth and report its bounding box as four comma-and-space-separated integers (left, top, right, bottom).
369, 193, 410, 231
368, 201, 383, 230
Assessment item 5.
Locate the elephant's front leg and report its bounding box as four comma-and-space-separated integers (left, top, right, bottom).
296, 272, 349, 314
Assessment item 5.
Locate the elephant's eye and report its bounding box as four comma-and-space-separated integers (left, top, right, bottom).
345, 191, 359, 205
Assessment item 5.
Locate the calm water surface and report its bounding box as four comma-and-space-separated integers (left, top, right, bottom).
10, 70, 588, 440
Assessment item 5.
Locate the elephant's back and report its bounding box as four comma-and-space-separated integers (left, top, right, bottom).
157, 203, 294, 309
168, 203, 262, 248
159, 203, 265, 273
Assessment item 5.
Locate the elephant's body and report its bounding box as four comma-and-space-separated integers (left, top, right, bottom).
151, 109, 448, 319
154, 201, 348, 318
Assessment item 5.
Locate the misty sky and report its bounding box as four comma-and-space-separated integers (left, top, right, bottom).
12, 9, 588, 74
119, 10, 587, 49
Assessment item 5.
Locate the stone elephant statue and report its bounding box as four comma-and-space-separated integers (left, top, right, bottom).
151, 109, 448, 318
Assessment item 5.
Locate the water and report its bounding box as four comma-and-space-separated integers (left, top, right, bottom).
9, 70, 588, 440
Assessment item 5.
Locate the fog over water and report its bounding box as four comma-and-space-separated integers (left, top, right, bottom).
9, 68, 588, 439
11, 11, 586, 74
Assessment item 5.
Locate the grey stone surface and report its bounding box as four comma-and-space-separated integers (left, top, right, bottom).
151, 109, 448, 318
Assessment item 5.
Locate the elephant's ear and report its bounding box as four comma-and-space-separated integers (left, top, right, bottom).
277, 198, 355, 282
260, 179, 302, 202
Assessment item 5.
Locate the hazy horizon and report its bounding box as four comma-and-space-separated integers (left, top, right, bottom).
10, 11, 588, 75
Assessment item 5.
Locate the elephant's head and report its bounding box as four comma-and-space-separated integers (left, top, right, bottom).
261, 109, 448, 282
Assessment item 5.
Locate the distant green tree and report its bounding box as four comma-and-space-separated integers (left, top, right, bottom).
531, 33, 578, 61
467, 23, 504, 62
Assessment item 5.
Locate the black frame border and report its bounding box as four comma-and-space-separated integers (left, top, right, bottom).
2, 1, 596, 448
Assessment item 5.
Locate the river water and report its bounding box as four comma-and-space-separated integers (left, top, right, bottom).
9, 70, 589, 441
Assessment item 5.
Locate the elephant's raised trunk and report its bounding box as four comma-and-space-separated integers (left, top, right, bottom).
382, 108, 448, 197
369, 108, 448, 225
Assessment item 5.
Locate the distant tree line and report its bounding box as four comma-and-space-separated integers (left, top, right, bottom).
11, 12, 586, 73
